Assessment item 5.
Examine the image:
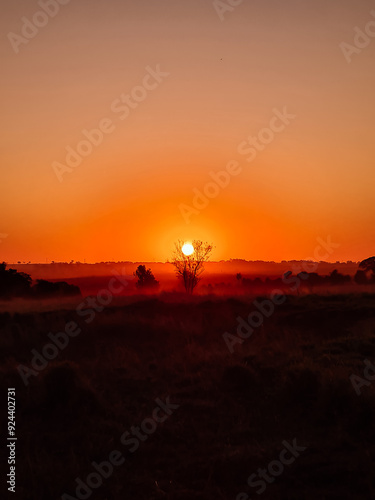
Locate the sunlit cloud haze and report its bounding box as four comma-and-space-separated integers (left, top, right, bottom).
1, 0, 374, 263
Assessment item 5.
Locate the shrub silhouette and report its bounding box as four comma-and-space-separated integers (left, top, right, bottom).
0, 263, 81, 299
134, 265, 159, 289
328, 269, 351, 285
33, 279, 81, 297
354, 270, 368, 285
0, 262, 32, 298
359, 256, 375, 282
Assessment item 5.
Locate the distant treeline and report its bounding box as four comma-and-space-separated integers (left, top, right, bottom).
241, 269, 373, 288
201, 258, 375, 293
0, 263, 81, 300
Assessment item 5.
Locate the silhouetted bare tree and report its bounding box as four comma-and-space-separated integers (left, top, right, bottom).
171, 240, 213, 294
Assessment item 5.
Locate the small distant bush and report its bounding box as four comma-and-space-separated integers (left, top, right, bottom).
134, 265, 159, 290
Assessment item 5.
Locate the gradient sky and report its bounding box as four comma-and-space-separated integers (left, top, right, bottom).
1, 0, 374, 263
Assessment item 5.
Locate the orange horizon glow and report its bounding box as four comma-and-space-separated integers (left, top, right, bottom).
1, 1, 374, 264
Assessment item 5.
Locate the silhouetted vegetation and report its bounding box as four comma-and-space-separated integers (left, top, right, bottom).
134, 265, 159, 289
354, 270, 368, 285
0, 263, 81, 299
236, 266, 370, 293
359, 256, 375, 283
171, 240, 213, 294
32, 279, 81, 298
0, 262, 32, 298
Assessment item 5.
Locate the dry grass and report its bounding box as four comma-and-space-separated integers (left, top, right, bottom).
0, 293, 375, 499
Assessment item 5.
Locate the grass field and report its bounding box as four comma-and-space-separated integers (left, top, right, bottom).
1, 292, 375, 499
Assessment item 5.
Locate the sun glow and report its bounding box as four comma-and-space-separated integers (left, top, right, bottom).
182, 242, 194, 256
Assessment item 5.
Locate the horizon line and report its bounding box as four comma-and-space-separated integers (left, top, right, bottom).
5, 259, 361, 266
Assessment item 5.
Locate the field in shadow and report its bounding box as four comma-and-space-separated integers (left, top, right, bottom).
1, 293, 375, 499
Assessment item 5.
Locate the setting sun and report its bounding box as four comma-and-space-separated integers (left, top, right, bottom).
182, 242, 194, 256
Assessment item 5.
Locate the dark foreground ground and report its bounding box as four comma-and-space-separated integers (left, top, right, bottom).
1, 293, 375, 500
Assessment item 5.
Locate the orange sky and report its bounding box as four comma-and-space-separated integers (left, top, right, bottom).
1, 0, 374, 263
